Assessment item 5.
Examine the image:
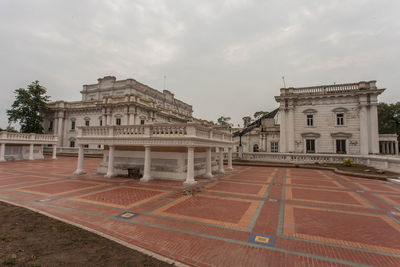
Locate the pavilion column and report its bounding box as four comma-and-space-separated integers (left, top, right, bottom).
395, 141, 399, 155
141, 146, 152, 181
369, 102, 379, 154
74, 144, 86, 175
52, 145, 57, 160
105, 145, 115, 178
287, 107, 295, 153
29, 144, 34, 160
0, 143, 5, 162
204, 147, 213, 179
184, 146, 197, 185
227, 147, 233, 171
279, 107, 287, 152
218, 148, 225, 174
359, 103, 369, 155
386, 142, 390, 154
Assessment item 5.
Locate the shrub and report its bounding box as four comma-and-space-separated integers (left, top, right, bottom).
343, 158, 353, 167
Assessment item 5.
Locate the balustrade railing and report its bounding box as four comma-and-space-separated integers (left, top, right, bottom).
78, 124, 232, 142
0, 131, 57, 142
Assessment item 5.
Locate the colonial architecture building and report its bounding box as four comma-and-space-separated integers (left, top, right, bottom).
235, 81, 396, 155
43, 76, 208, 148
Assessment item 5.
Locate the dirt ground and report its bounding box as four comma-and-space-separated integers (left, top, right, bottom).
0, 201, 173, 267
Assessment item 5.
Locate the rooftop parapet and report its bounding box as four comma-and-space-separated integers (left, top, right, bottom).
0, 131, 58, 144
279, 81, 378, 96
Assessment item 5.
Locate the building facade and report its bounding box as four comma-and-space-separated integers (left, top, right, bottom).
44, 76, 208, 148
236, 81, 387, 155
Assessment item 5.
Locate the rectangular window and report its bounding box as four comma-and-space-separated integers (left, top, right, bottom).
100, 120, 103, 126
85, 120, 90, 126
71, 121, 75, 130
336, 139, 346, 154
336, 113, 344, 125
140, 119, 145, 125
306, 139, 316, 153
84, 144, 89, 148
70, 141, 75, 148
49, 121, 53, 131
116, 118, 121, 125
271, 142, 279, 153
306, 114, 313, 126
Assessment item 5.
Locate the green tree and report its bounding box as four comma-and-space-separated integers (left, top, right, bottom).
253, 111, 269, 120
242, 116, 252, 127
378, 102, 400, 139
7, 81, 50, 133
217, 116, 233, 127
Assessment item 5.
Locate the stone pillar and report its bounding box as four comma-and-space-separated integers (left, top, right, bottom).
0, 143, 5, 162
279, 107, 287, 152
204, 147, 213, 179
74, 145, 86, 175
359, 103, 369, 155
54, 117, 59, 135
105, 145, 115, 178
227, 147, 233, 171
57, 112, 64, 147
29, 144, 34, 160
184, 146, 197, 185
369, 101, 379, 154
141, 146, 152, 182
287, 106, 295, 152
385, 142, 389, 154
52, 145, 57, 160
218, 148, 225, 174
395, 141, 399, 155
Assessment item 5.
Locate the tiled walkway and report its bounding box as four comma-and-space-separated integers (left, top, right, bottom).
1, 157, 400, 266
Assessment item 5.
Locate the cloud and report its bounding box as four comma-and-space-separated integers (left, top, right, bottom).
0, 0, 399, 127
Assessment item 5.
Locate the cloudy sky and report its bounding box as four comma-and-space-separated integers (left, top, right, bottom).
1, 0, 399, 128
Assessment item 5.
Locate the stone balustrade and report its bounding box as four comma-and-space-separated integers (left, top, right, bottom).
238, 152, 400, 173
77, 123, 232, 145
0, 131, 58, 161
280, 81, 376, 95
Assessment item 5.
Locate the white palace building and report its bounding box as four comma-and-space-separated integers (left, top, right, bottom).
235, 81, 398, 156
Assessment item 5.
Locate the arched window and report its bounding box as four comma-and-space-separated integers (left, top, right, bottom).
253, 144, 259, 152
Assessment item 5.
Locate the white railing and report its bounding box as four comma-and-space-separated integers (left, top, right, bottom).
280, 81, 377, 96
78, 123, 232, 142
44, 147, 103, 154
239, 152, 400, 173
0, 131, 58, 143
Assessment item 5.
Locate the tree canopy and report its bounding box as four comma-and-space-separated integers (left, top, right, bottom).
7, 81, 50, 133
242, 116, 252, 127
217, 116, 233, 127
253, 111, 269, 120
378, 102, 400, 139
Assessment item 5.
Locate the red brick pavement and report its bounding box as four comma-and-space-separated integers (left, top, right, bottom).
1, 156, 400, 266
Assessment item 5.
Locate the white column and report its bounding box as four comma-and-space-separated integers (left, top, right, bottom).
218, 147, 225, 174
141, 146, 152, 181
73, 145, 86, 175
386, 142, 390, 154
369, 102, 379, 154
184, 146, 197, 185
395, 141, 399, 155
227, 147, 233, 171
279, 107, 287, 152
287, 107, 295, 152
204, 147, 213, 179
359, 104, 369, 155
29, 144, 34, 160
0, 143, 5, 162
57, 115, 64, 147
52, 145, 57, 160
105, 145, 115, 178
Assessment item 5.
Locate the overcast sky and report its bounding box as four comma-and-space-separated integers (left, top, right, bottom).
1, 0, 399, 128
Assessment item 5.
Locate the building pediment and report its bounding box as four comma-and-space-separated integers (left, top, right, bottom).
302, 108, 318, 114
301, 132, 321, 138
331, 132, 352, 138
332, 107, 349, 113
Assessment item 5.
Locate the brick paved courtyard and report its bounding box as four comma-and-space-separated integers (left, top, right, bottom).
1, 157, 400, 266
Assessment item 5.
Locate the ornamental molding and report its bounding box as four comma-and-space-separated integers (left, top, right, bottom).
332, 107, 349, 113
301, 132, 321, 138
331, 132, 352, 138
302, 108, 318, 114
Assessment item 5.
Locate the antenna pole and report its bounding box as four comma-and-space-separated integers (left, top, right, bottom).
164, 75, 166, 90
282, 76, 286, 88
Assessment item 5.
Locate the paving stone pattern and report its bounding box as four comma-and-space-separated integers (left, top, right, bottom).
1, 157, 400, 266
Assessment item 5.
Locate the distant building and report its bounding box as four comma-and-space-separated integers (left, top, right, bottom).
235, 81, 392, 155
43, 76, 209, 148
